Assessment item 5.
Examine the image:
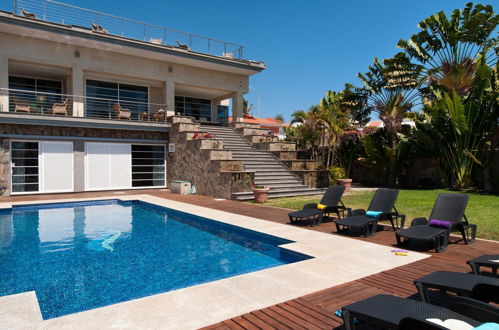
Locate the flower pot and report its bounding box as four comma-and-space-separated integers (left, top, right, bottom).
252, 186, 270, 203
336, 178, 352, 191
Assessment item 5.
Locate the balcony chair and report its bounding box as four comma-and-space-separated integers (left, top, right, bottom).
11, 96, 31, 113
152, 108, 166, 122
21, 8, 36, 19
176, 41, 191, 51
113, 104, 131, 120
52, 98, 69, 116
90, 21, 109, 34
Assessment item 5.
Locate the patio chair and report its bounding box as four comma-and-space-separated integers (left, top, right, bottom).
340, 294, 486, 330
176, 41, 190, 51
113, 104, 131, 120
11, 96, 31, 113
335, 188, 403, 237
51, 98, 69, 116
414, 271, 499, 304
90, 21, 109, 34
288, 185, 349, 226
21, 8, 36, 19
152, 108, 167, 122
395, 193, 475, 253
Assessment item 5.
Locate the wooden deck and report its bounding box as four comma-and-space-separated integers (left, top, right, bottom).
1, 190, 497, 329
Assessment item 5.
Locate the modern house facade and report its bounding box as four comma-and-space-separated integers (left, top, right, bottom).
0, 0, 265, 196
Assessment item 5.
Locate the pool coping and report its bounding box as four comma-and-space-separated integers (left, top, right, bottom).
0, 195, 430, 329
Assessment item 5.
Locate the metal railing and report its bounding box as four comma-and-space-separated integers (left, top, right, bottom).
12, 0, 244, 59
1, 88, 169, 122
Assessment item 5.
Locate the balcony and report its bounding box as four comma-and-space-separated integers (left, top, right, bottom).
0, 87, 171, 131
9, 0, 246, 60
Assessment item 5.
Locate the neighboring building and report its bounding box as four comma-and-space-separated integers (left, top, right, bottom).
228, 114, 285, 139
0, 0, 265, 196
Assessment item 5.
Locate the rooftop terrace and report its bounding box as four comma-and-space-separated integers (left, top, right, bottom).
9, 0, 249, 61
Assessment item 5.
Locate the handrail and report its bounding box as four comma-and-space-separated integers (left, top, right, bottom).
11, 0, 245, 59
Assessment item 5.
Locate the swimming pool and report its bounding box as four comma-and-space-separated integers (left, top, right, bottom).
0, 200, 311, 319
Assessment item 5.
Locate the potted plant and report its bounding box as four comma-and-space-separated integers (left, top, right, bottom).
251, 185, 270, 203
329, 166, 352, 191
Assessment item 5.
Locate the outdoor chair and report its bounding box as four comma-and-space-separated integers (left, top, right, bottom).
152, 108, 166, 122
414, 270, 499, 305
339, 294, 491, 330
113, 104, 131, 120
90, 21, 109, 34
395, 193, 476, 253
51, 98, 69, 116
288, 185, 349, 226
176, 41, 190, 50
21, 8, 36, 19
335, 188, 404, 237
11, 96, 31, 113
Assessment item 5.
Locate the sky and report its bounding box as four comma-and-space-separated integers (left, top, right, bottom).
7, 0, 497, 121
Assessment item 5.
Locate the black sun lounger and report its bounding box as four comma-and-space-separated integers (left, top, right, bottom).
288, 185, 348, 226
414, 271, 499, 304
467, 254, 499, 276
340, 294, 482, 330
335, 188, 404, 237
396, 193, 476, 252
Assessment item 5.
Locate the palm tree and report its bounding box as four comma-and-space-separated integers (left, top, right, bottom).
385, 2, 499, 188
274, 114, 285, 123
358, 58, 420, 150
242, 98, 254, 115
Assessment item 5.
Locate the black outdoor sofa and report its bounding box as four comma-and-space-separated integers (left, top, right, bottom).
288, 185, 349, 226
395, 193, 476, 253
335, 188, 405, 237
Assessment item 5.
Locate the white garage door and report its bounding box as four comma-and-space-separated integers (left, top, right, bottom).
85, 142, 131, 190
40, 141, 74, 193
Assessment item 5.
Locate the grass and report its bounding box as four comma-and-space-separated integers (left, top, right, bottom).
250, 189, 499, 241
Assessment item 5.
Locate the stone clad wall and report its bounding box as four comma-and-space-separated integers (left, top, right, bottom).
167, 120, 253, 199
0, 139, 10, 196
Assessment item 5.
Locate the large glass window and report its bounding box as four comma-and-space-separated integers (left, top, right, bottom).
175, 96, 211, 121
131, 145, 165, 187
11, 141, 39, 193
85, 80, 148, 120
9, 76, 63, 113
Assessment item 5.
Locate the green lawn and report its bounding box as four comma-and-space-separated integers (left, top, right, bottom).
251, 189, 499, 241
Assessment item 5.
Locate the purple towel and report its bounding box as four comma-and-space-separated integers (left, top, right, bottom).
429, 219, 452, 228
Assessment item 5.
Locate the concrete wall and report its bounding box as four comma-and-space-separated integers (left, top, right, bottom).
0, 30, 250, 118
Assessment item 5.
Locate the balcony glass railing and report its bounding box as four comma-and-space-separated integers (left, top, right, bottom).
11, 0, 244, 59
1, 88, 169, 122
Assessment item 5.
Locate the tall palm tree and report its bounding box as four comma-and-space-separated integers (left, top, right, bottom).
242, 98, 254, 115
358, 58, 420, 150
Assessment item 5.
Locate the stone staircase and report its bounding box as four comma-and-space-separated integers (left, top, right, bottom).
200, 125, 325, 201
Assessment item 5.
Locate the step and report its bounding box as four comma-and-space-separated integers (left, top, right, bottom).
253, 179, 304, 185
244, 164, 287, 169
232, 188, 326, 201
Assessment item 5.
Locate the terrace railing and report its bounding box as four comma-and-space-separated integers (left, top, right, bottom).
12, 0, 244, 59
1, 88, 169, 122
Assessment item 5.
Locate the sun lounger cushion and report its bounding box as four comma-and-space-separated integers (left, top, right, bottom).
366, 211, 383, 218
317, 204, 326, 210
474, 323, 499, 330
429, 219, 452, 228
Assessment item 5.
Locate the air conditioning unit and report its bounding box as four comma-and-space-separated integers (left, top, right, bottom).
168, 143, 175, 153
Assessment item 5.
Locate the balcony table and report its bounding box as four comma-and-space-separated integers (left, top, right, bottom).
139, 113, 151, 121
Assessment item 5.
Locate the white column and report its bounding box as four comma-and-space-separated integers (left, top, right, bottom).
165, 80, 175, 116
231, 91, 244, 122
72, 65, 84, 117
0, 56, 9, 112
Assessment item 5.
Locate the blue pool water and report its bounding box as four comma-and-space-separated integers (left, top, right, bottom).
0, 200, 311, 319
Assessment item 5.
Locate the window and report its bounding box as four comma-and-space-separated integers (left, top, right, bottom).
11, 141, 39, 193
85, 80, 148, 119
9, 76, 63, 113
131, 145, 165, 187
175, 96, 211, 121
